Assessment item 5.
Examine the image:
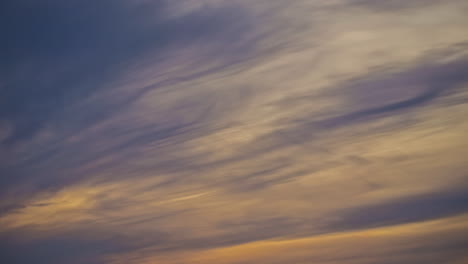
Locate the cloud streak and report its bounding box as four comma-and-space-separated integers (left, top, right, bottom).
1, 0, 468, 263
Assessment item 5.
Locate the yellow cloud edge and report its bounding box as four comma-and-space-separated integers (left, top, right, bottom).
105, 214, 468, 264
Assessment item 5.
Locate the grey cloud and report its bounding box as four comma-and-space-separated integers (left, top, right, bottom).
127, 217, 307, 253
0, 234, 116, 264
0, 0, 257, 211
1, 1, 468, 263
348, 0, 443, 11
0, 218, 173, 263
194, 57, 468, 195
188, 55, 468, 179
273, 57, 468, 141
0, 0, 254, 145
328, 187, 468, 232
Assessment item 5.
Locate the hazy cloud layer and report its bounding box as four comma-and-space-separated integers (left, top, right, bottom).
1, 0, 468, 263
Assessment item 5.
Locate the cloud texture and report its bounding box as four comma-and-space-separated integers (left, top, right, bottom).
1, 0, 468, 263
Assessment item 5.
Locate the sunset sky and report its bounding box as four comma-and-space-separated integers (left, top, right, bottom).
1, 1, 468, 263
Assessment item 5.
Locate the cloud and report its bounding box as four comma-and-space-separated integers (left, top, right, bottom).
329, 187, 468, 231
1, 0, 468, 263
0, 0, 258, 208
0, 234, 115, 264
0, 0, 254, 144
102, 215, 468, 264
347, 0, 443, 11
288, 57, 468, 132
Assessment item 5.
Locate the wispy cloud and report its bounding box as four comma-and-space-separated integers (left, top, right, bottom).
1, 0, 468, 263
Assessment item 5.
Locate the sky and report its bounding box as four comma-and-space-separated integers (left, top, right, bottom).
1, 0, 468, 263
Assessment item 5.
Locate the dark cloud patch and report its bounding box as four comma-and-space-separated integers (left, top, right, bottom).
0, 0, 256, 211
0, 115, 210, 215
329, 187, 468, 231
348, 0, 442, 11
302, 236, 468, 264
140, 186, 468, 254
0, 88, 224, 195
318, 87, 440, 129
0, 223, 173, 264
272, 58, 468, 144
0, 0, 253, 145
317, 58, 468, 129
0, 216, 304, 261
0, 0, 164, 143
0, 234, 116, 264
